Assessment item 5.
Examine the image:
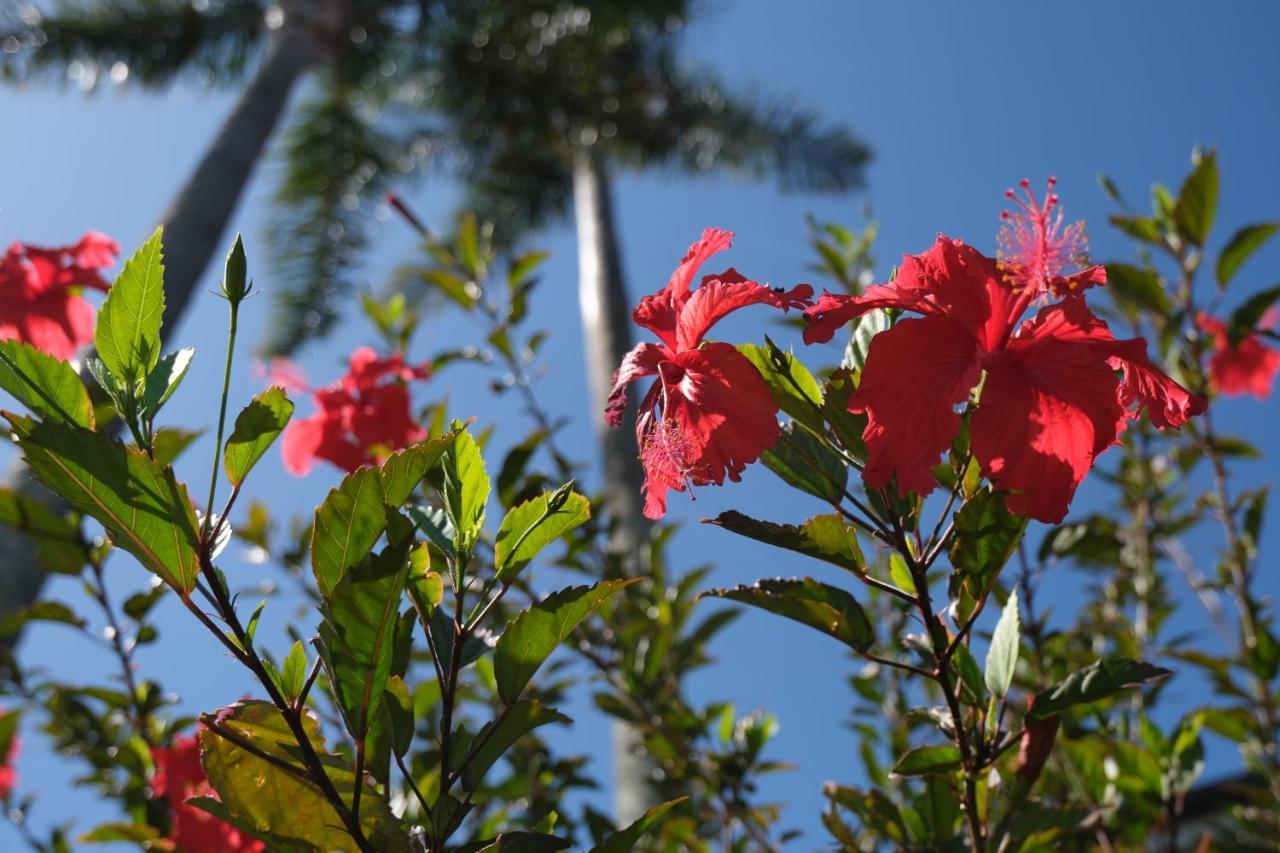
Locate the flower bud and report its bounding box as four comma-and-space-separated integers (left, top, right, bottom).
221, 233, 251, 305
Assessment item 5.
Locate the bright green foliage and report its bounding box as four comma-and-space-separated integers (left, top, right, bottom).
442, 425, 490, 554
223, 387, 293, 486
739, 339, 825, 433
11, 418, 200, 593
139, 346, 194, 416
95, 227, 166, 385
891, 745, 963, 777
493, 484, 590, 582
708, 510, 865, 574
197, 702, 408, 852
984, 591, 1020, 698
311, 466, 385, 598
0, 340, 95, 427
494, 581, 633, 706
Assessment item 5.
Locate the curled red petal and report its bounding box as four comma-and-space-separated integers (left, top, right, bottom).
850, 315, 983, 497
605, 342, 667, 427
666, 228, 735, 300
675, 274, 812, 351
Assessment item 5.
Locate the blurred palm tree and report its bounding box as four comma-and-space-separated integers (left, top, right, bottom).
2, 0, 869, 822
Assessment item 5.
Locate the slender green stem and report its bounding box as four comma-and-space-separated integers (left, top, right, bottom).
202, 302, 239, 542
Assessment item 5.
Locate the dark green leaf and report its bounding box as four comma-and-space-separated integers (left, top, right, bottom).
1227, 284, 1280, 345
1217, 223, 1278, 288
1109, 215, 1162, 244
948, 489, 1026, 605
703, 577, 873, 652
891, 745, 962, 777
0, 340, 94, 427
1028, 659, 1172, 719
224, 387, 293, 487
96, 227, 165, 384
0, 487, 87, 574
11, 418, 200, 593
707, 510, 864, 574
152, 428, 203, 466
494, 581, 634, 705
761, 419, 847, 501
1175, 150, 1218, 246
459, 701, 570, 791
379, 431, 458, 507
587, 798, 686, 853
1106, 263, 1170, 315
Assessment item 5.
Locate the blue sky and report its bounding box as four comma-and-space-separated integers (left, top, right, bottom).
2, 0, 1279, 846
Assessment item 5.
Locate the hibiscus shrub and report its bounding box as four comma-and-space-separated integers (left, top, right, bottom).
603, 154, 1277, 849
0, 231, 686, 852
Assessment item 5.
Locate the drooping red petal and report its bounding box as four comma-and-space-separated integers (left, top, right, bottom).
604, 341, 667, 427
1199, 312, 1280, 399
640, 344, 780, 518
1048, 264, 1107, 297
974, 303, 1128, 523
675, 275, 812, 351
850, 315, 984, 496
281, 414, 326, 476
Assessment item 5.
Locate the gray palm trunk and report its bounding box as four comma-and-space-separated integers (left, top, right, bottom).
572, 149, 657, 823
0, 24, 321, 627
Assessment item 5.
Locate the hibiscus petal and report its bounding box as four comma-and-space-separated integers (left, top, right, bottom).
676, 275, 813, 351
605, 341, 667, 426
975, 331, 1126, 525
643, 344, 780, 517
666, 228, 735, 299
281, 415, 326, 476
1199, 312, 1280, 399
850, 315, 983, 496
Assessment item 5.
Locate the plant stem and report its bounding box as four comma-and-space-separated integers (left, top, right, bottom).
202, 301, 239, 542
87, 553, 154, 747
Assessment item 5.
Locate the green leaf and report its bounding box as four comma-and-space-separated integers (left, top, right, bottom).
0, 487, 87, 574
984, 591, 1020, 698
442, 426, 490, 553
0, 340, 94, 428
948, 489, 1026, 611
475, 833, 570, 853
494, 581, 633, 706
761, 419, 847, 502
139, 347, 194, 415
706, 511, 865, 574
843, 308, 890, 371
703, 577, 873, 652
1227, 284, 1280, 345
152, 427, 203, 466
199, 701, 408, 852
317, 519, 415, 739
280, 641, 308, 704
96, 227, 166, 384
11, 418, 201, 593
0, 600, 86, 636
891, 745, 962, 778
587, 798, 686, 853
379, 430, 458, 507
739, 339, 825, 433
1175, 150, 1219, 246
311, 466, 387, 598
1106, 263, 1170, 315
1028, 659, 1172, 719
407, 504, 456, 557
1217, 223, 1278, 288
223, 387, 294, 486
494, 485, 590, 583
78, 823, 163, 844
1109, 215, 1162, 245
459, 700, 570, 791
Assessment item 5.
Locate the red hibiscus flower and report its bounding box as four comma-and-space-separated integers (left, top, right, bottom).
152, 734, 264, 853
280, 347, 431, 476
1198, 309, 1280, 399
0, 710, 18, 801
606, 228, 813, 519
803, 181, 1205, 523
0, 232, 119, 359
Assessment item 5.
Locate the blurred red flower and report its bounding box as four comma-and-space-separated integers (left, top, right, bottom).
606, 228, 813, 518
151, 734, 264, 853
280, 347, 430, 476
0, 711, 18, 801
803, 183, 1205, 523
0, 232, 119, 359
1198, 309, 1280, 399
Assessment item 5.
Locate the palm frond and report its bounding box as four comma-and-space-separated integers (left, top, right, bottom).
1, 0, 266, 88
261, 70, 444, 355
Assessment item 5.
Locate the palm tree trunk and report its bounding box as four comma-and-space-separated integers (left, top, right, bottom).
571, 148, 656, 824
0, 24, 321, 629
